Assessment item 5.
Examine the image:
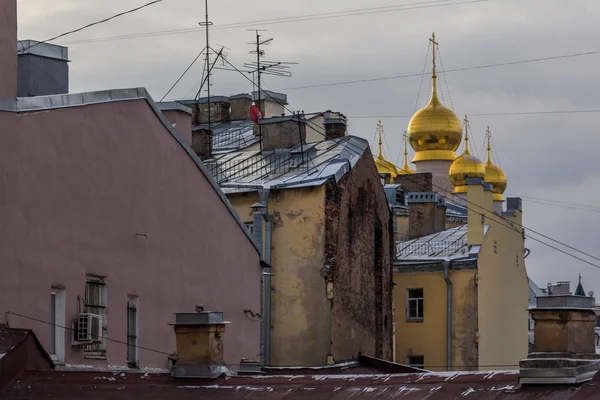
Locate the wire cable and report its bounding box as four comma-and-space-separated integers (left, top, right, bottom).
347, 109, 600, 119
160, 49, 205, 102
6, 311, 172, 356
18, 0, 167, 54
209, 46, 600, 268
275, 50, 600, 91
58, 0, 482, 46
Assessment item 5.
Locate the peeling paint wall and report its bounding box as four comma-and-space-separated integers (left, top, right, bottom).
328, 152, 394, 362
451, 270, 478, 370
227, 186, 330, 366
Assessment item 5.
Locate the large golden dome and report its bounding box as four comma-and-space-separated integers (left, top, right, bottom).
374, 121, 398, 178
408, 34, 462, 162
484, 127, 507, 201
449, 121, 485, 194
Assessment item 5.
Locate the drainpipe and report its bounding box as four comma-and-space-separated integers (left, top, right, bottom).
251, 203, 265, 365
443, 259, 452, 371
258, 190, 272, 366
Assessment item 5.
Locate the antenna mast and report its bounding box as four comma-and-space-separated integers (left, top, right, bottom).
199, 0, 213, 132
246, 31, 297, 152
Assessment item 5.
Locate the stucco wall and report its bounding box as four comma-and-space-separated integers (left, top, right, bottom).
227, 186, 330, 366
306, 115, 325, 143
477, 209, 529, 369
0, 99, 260, 369
327, 152, 394, 362
0, 0, 17, 99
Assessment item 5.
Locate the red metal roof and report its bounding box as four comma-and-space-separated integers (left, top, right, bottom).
3, 369, 600, 399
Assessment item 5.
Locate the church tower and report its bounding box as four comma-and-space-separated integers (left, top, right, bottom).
407, 33, 462, 192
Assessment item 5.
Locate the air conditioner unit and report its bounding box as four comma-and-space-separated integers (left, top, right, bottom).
74, 313, 102, 344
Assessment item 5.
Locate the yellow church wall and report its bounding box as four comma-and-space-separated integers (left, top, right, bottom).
227, 185, 330, 366
477, 206, 529, 370
393, 269, 477, 371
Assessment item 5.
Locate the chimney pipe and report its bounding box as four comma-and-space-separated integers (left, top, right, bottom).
171, 311, 232, 378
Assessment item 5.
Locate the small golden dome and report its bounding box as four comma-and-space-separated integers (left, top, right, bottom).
398, 131, 415, 175
374, 121, 398, 178
449, 118, 485, 194
484, 127, 507, 201
408, 33, 462, 162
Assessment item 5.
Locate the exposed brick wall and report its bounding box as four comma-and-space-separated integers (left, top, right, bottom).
192, 129, 212, 160
408, 202, 437, 239
324, 123, 346, 139
230, 97, 251, 121
394, 172, 432, 192
197, 101, 231, 124
326, 149, 394, 361
254, 120, 306, 151
436, 205, 447, 233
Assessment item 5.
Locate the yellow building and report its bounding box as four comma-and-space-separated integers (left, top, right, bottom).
204, 128, 394, 367
389, 34, 529, 371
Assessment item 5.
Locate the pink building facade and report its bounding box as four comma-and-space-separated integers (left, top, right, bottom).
0, 0, 260, 370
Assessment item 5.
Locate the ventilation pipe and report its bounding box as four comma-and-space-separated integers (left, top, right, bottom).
258, 189, 272, 366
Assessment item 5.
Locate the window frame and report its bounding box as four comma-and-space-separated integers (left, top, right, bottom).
50, 287, 66, 363
406, 288, 424, 322
83, 275, 108, 359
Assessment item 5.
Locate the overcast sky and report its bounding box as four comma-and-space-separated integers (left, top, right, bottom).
17, 0, 600, 295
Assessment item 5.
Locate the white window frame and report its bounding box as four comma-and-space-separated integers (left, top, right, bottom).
407, 288, 424, 321
50, 287, 66, 363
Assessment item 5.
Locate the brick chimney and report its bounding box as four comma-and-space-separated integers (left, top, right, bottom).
0, 0, 18, 99
520, 294, 600, 384
252, 90, 287, 118
191, 127, 212, 160
435, 196, 447, 233
323, 110, 347, 139
255, 115, 306, 151
393, 172, 433, 192
229, 94, 252, 121
158, 102, 193, 146
407, 192, 437, 239
171, 311, 232, 378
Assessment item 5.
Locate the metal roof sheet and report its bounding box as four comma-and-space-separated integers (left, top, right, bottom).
396, 225, 471, 262
204, 136, 368, 192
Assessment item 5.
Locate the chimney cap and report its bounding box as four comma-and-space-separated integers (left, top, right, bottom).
250, 202, 266, 212
171, 311, 231, 326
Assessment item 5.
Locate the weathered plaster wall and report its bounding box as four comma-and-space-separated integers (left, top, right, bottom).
327, 152, 393, 362
0, 99, 260, 369
451, 269, 478, 370
477, 205, 529, 369
227, 186, 330, 366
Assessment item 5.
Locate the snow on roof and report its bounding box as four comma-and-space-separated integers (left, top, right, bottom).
204, 136, 368, 192
395, 225, 473, 262
196, 120, 259, 153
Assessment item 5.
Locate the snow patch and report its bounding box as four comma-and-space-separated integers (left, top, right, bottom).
363, 387, 377, 393
236, 386, 274, 392
491, 385, 515, 391
178, 385, 234, 389
461, 388, 476, 396
93, 377, 116, 381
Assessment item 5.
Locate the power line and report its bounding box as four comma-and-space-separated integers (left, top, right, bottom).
274, 50, 600, 91
18, 0, 167, 54
347, 109, 600, 119
58, 0, 483, 46
160, 49, 205, 102
6, 311, 172, 356
519, 198, 600, 214
209, 46, 600, 268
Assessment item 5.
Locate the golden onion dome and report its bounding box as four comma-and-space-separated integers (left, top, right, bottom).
398, 131, 415, 175
407, 33, 462, 162
484, 127, 507, 201
374, 121, 398, 178
449, 120, 485, 194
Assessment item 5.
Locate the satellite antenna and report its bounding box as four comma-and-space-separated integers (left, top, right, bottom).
245, 30, 297, 151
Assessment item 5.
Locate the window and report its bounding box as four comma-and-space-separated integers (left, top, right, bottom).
50, 288, 66, 363
407, 288, 424, 321
245, 223, 254, 235
407, 355, 424, 368
595, 315, 600, 327
84, 275, 107, 359
127, 296, 139, 368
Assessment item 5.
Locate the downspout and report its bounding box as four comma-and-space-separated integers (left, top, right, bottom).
252, 206, 265, 366
443, 259, 452, 371
259, 190, 272, 367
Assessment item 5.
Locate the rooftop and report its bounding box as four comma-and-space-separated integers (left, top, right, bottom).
395, 225, 484, 263
204, 136, 368, 193
195, 120, 259, 154
6, 369, 600, 399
